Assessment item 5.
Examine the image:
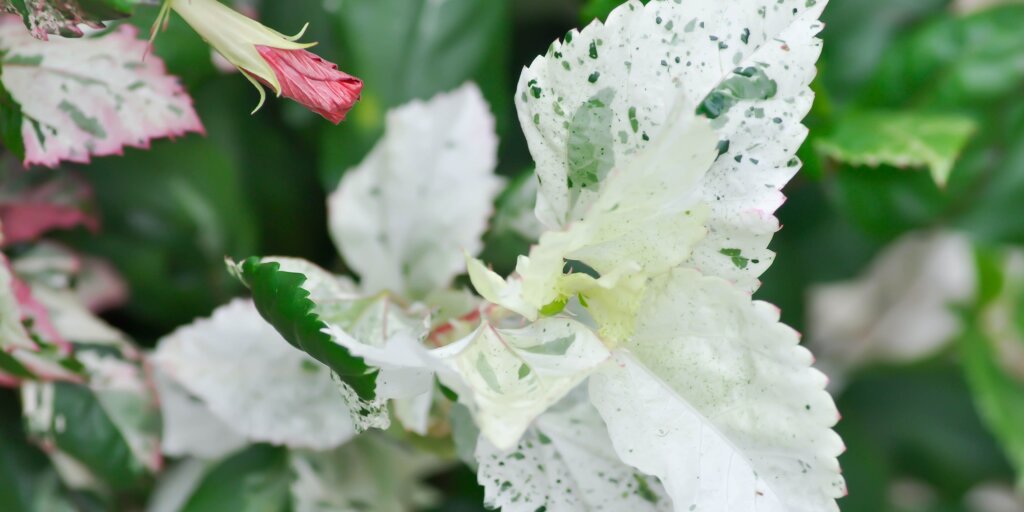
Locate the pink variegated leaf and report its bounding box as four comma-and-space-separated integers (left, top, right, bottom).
0, 17, 203, 167
0, 0, 141, 40
0, 164, 98, 245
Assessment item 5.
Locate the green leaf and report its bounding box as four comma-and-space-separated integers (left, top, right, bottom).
62, 138, 257, 333
0, 392, 50, 511
232, 257, 379, 401
316, 0, 510, 187
817, 110, 977, 185
580, 0, 648, 23
860, 5, 1024, 111
818, 0, 947, 102
181, 445, 291, 512
959, 320, 1024, 488
828, 6, 1024, 243
22, 381, 153, 491
0, 75, 25, 162
479, 170, 542, 276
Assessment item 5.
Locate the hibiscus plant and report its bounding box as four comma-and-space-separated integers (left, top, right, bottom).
3, 0, 1024, 511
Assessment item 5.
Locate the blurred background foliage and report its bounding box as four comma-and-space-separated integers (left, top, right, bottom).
3, 0, 1024, 510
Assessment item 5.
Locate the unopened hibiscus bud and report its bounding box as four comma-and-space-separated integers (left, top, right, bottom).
156, 0, 362, 124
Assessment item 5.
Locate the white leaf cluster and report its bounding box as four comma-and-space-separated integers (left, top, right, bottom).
152, 1, 847, 508
457, 1, 846, 510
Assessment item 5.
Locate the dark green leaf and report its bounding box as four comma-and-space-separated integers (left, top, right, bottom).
959, 318, 1024, 488
0, 76, 25, 162
61, 137, 258, 334
816, 110, 977, 186
234, 257, 378, 401
181, 444, 291, 512
818, 0, 949, 102
0, 391, 50, 511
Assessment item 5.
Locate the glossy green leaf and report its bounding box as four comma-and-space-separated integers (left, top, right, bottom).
860, 5, 1024, 111
960, 329, 1024, 489
232, 257, 378, 401
181, 444, 291, 512
0, 391, 50, 511
0, 75, 24, 162
817, 110, 977, 185
829, 5, 1024, 242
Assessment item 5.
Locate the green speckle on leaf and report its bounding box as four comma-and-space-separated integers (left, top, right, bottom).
476, 354, 502, 393
633, 474, 660, 504
59, 100, 106, 139
567, 88, 616, 209
518, 364, 532, 379
696, 66, 778, 119
522, 334, 577, 356
719, 248, 750, 269
2, 54, 43, 66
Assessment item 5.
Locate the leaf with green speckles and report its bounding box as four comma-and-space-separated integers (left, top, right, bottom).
593, 269, 845, 511
477, 398, 670, 511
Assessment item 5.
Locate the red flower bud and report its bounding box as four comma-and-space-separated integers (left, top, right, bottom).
255, 46, 363, 124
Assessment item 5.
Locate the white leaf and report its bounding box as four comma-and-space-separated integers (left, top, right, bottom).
808, 231, 976, 384
517, 0, 827, 291
592, 269, 845, 512
487, 105, 718, 340
437, 317, 611, 450
477, 396, 670, 512
0, 252, 34, 352
146, 459, 209, 512
264, 256, 358, 301
153, 299, 355, 450
152, 370, 246, 460
328, 83, 503, 298
0, 20, 203, 167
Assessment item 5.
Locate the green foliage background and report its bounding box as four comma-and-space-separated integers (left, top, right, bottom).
3, 0, 1024, 510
